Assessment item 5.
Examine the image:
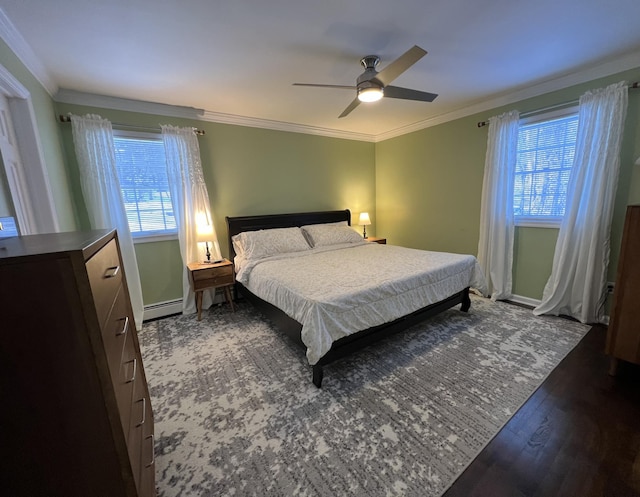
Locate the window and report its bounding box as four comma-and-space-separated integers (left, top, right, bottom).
514, 110, 579, 226
113, 132, 176, 239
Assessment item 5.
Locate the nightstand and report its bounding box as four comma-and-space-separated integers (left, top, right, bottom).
187, 259, 235, 320
367, 237, 387, 244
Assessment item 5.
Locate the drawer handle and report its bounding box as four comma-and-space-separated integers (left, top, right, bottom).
104, 265, 120, 278
124, 358, 137, 383
115, 316, 129, 337
145, 434, 155, 468
136, 397, 146, 427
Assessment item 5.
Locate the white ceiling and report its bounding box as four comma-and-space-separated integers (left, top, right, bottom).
1, 0, 640, 139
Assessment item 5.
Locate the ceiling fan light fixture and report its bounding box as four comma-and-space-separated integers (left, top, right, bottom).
358, 87, 384, 102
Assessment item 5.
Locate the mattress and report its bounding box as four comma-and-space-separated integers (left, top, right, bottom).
236, 242, 488, 365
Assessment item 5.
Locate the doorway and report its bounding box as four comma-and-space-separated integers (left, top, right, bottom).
0, 63, 58, 235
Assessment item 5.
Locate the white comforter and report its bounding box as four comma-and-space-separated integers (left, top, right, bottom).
236, 242, 488, 365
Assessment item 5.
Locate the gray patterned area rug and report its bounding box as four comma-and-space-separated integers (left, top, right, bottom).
139, 295, 589, 497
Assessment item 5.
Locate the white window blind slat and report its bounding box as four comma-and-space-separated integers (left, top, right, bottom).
113, 136, 176, 236
514, 114, 578, 220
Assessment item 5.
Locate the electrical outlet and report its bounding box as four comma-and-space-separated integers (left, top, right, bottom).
607, 282, 615, 294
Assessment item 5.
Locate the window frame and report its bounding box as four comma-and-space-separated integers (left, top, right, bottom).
112, 129, 178, 243
514, 106, 579, 229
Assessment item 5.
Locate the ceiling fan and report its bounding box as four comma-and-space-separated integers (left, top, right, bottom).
293, 45, 438, 118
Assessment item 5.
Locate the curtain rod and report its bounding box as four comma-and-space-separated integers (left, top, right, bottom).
58, 114, 205, 135
476, 81, 640, 128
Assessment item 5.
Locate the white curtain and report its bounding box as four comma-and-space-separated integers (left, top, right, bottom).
70, 114, 144, 329
162, 125, 221, 315
477, 109, 520, 300
534, 81, 628, 323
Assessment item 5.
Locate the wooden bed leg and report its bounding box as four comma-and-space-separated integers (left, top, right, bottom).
312, 365, 324, 388
461, 288, 471, 312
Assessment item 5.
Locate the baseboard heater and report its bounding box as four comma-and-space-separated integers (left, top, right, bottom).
143, 299, 183, 322
143, 292, 230, 323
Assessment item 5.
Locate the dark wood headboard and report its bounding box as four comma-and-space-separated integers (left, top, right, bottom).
225, 209, 351, 260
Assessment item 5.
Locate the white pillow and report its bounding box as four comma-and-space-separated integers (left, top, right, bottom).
301, 223, 364, 247
237, 227, 310, 260
299, 221, 346, 245
231, 233, 245, 257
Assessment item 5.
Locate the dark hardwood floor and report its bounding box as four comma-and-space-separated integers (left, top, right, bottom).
444, 324, 640, 497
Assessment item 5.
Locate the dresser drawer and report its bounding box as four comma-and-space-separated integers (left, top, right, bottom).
87, 238, 123, 328
128, 359, 153, 493
114, 328, 137, 436
103, 288, 131, 387
139, 431, 156, 497
191, 264, 234, 291
129, 365, 150, 440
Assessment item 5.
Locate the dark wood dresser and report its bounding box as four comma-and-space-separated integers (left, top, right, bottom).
0, 229, 155, 497
606, 205, 640, 374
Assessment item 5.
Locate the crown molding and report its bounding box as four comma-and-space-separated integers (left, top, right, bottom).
375, 50, 640, 142
55, 89, 207, 120
0, 8, 57, 96
54, 89, 377, 142
199, 109, 376, 142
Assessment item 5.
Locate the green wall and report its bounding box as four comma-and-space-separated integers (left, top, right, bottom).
55, 102, 376, 304
376, 67, 640, 302
374, 116, 487, 255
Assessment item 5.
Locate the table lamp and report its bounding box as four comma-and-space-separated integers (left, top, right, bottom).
358, 212, 371, 239
196, 222, 215, 263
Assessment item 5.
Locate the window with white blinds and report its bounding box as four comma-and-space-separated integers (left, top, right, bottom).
113, 133, 177, 238
514, 111, 579, 226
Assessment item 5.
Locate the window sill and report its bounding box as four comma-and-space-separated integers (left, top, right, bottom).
515, 218, 561, 229
132, 233, 179, 244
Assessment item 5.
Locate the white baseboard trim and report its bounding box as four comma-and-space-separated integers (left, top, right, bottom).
508, 294, 542, 308
143, 299, 183, 321
507, 294, 610, 326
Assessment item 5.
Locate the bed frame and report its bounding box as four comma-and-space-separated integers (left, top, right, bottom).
226, 209, 470, 387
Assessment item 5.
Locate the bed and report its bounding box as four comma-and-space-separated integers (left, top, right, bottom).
226, 209, 487, 387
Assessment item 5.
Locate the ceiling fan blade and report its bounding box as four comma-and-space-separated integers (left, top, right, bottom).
384, 85, 438, 102
293, 83, 356, 90
375, 45, 427, 86
338, 97, 361, 118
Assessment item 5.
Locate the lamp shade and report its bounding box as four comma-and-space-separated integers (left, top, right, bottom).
196, 224, 214, 243
358, 212, 371, 226
195, 211, 215, 242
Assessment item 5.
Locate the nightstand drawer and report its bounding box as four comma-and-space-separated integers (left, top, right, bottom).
191, 264, 234, 290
